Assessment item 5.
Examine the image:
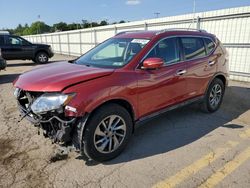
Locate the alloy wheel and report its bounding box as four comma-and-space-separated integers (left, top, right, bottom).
38, 54, 48, 63
94, 115, 126, 154
209, 84, 222, 108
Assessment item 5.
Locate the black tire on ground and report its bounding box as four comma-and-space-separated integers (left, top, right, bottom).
83, 103, 133, 162
201, 78, 225, 113
35, 52, 49, 64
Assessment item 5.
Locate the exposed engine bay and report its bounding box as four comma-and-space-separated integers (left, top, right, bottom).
15, 88, 83, 149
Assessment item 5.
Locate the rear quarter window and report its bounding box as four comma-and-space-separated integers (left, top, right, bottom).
181, 37, 206, 60
204, 38, 216, 54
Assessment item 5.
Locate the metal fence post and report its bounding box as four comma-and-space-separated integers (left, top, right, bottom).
114, 26, 117, 35
51, 35, 54, 51
58, 34, 62, 54
196, 16, 201, 29
79, 30, 82, 55
67, 32, 70, 56
144, 22, 148, 30
94, 29, 97, 46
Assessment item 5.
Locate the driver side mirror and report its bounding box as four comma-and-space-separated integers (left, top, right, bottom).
142, 58, 164, 70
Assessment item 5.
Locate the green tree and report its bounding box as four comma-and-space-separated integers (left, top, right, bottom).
52, 22, 68, 31
100, 20, 108, 26
67, 23, 81, 30
15, 24, 24, 35
22, 28, 31, 35
3, 19, 128, 36
91, 22, 99, 27
27, 21, 50, 34
83, 22, 91, 28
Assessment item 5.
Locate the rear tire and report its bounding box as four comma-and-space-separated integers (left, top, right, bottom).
201, 78, 225, 113
35, 52, 49, 64
82, 104, 133, 162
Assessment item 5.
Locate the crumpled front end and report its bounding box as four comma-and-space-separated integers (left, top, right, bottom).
14, 88, 83, 149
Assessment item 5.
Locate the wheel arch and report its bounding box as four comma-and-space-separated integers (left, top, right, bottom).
85, 98, 136, 133
34, 49, 49, 58
215, 74, 227, 86
205, 72, 228, 94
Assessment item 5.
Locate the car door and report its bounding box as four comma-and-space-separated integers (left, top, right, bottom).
181, 37, 217, 98
17, 36, 34, 59
3, 35, 24, 59
136, 37, 188, 118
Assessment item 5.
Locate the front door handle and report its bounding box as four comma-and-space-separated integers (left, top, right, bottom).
176, 69, 187, 76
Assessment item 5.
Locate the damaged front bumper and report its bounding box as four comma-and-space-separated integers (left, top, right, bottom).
16, 89, 87, 151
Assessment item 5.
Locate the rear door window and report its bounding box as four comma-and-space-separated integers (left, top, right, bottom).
181, 37, 206, 60
204, 38, 216, 54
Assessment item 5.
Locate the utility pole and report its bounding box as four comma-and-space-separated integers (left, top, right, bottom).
154, 12, 160, 18
37, 15, 41, 34
192, 0, 196, 27
188, 0, 197, 29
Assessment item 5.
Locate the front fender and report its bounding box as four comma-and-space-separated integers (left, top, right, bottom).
62, 71, 138, 119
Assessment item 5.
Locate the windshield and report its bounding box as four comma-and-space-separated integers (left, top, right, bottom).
75, 38, 150, 68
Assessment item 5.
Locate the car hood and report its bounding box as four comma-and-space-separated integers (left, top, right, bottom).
14, 61, 114, 92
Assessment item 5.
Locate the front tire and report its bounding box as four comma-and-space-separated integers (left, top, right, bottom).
201, 78, 225, 113
35, 52, 49, 64
83, 104, 133, 162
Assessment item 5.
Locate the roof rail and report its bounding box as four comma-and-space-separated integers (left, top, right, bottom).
156, 28, 207, 35
115, 30, 145, 36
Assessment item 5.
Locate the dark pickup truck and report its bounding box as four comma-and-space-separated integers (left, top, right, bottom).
0, 33, 54, 64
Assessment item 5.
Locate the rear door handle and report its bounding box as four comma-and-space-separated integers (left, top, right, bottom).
176, 69, 187, 76
208, 60, 216, 66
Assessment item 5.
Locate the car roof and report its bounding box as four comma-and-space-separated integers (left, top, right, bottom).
114, 29, 215, 39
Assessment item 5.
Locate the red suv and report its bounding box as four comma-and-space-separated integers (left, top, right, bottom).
13, 29, 229, 161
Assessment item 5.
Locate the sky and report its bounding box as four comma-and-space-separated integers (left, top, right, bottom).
1, 0, 250, 29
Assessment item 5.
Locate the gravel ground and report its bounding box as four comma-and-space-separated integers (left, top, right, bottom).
0, 55, 250, 188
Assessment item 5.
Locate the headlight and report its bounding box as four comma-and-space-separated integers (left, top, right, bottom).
31, 93, 75, 114
14, 87, 21, 99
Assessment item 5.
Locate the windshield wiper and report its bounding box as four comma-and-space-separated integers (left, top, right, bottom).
74, 60, 91, 66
